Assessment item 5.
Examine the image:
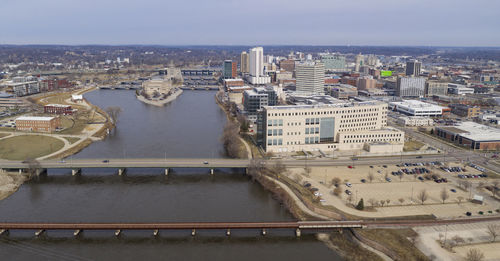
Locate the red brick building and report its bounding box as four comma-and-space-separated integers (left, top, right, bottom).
15, 116, 61, 133
44, 104, 73, 115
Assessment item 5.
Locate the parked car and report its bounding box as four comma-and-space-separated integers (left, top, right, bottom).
345, 182, 352, 187
385, 177, 392, 182
360, 179, 366, 183
345, 190, 352, 195
450, 189, 456, 193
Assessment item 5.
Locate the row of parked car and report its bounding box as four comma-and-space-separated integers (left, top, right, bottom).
469, 163, 486, 172
394, 167, 431, 176
441, 166, 465, 172
458, 174, 488, 179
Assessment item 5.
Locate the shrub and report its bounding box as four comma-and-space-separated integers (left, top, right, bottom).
355, 198, 364, 210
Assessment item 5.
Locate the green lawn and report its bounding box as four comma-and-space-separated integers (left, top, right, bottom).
0, 133, 10, 138
0, 135, 65, 160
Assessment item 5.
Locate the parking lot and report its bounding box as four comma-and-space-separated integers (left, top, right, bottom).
290, 161, 499, 218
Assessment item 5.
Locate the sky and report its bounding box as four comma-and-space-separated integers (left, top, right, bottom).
1, 0, 499, 46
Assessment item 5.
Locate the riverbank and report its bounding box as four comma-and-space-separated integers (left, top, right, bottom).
136, 88, 183, 107
0, 170, 28, 201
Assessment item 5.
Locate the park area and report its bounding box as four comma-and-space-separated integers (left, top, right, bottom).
0, 135, 64, 160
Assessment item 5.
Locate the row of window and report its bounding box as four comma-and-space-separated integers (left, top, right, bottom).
343, 138, 402, 144
267, 129, 283, 136
267, 107, 384, 117
305, 127, 319, 134
305, 118, 320, 125
344, 133, 402, 139
267, 119, 283, 127
305, 137, 320, 144
267, 138, 283, 146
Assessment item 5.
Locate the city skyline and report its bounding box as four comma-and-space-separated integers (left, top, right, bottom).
1, 0, 499, 47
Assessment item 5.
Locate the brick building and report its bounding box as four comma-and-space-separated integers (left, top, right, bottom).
15, 116, 61, 133
44, 104, 73, 115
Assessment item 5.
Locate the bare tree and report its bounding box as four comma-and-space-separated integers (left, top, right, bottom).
247, 159, 265, 179
105, 106, 122, 124
368, 198, 377, 207
331, 177, 341, 187
440, 188, 449, 204
398, 198, 405, 205
417, 189, 428, 205
457, 196, 464, 205
465, 248, 485, 261
492, 180, 499, 197
25, 158, 41, 177
379, 199, 385, 207
303, 166, 312, 177
333, 187, 342, 197
386, 199, 391, 206
368, 172, 374, 183
487, 224, 499, 242
269, 160, 287, 179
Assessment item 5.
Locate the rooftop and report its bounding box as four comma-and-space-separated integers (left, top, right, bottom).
265, 100, 384, 110
440, 121, 500, 141
45, 104, 71, 108
16, 116, 55, 121
390, 100, 446, 109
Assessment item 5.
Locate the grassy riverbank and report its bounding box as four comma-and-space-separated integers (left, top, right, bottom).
0, 135, 65, 160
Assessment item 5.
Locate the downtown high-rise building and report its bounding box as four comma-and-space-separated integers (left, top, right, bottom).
295, 61, 325, 95
240, 51, 249, 73
223, 60, 237, 79
406, 60, 422, 76
320, 54, 346, 72
354, 53, 364, 72
396, 76, 426, 97
247, 47, 270, 84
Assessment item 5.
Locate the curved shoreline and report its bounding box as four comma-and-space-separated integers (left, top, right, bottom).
136, 89, 183, 107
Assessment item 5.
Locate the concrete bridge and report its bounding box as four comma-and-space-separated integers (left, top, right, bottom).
99, 85, 141, 90
0, 154, 467, 176
0, 216, 498, 238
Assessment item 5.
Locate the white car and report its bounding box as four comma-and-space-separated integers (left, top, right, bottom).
345, 182, 352, 187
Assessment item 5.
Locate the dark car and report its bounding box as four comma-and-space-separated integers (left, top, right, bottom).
361, 179, 366, 183
345, 190, 352, 195
416, 156, 423, 158
450, 189, 456, 193
103, 160, 109, 163
466, 212, 472, 216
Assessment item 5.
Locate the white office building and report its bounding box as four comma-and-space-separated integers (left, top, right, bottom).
261, 101, 404, 154
247, 47, 271, 85
295, 61, 325, 96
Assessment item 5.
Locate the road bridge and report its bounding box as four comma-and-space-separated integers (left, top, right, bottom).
0, 154, 484, 176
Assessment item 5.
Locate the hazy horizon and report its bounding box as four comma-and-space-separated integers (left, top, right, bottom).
1, 0, 499, 47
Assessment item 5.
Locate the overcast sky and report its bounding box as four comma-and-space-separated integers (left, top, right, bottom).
1, 0, 499, 46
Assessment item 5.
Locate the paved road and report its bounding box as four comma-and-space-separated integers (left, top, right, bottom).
0, 154, 471, 170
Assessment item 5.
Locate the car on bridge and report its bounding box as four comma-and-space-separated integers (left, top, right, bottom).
103, 160, 109, 163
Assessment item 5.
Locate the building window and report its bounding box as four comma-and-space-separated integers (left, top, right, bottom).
278, 139, 282, 145
305, 137, 309, 144
279, 119, 283, 126
305, 128, 309, 134
268, 120, 272, 126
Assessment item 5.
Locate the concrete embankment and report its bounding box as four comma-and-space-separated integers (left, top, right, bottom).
136, 89, 183, 107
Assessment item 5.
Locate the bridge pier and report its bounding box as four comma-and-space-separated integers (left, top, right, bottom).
153, 229, 159, 237
35, 168, 47, 176
72, 168, 81, 176
210, 169, 214, 175
35, 229, 45, 237
115, 230, 121, 237
191, 229, 196, 236
165, 168, 169, 176
19, 169, 22, 174
74, 229, 82, 236
261, 229, 267, 236
118, 168, 126, 176
226, 229, 231, 236
295, 228, 301, 237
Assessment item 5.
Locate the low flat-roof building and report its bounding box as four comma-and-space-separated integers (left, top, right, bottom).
435, 121, 500, 150
330, 84, 358, 99
389, 100, 447, 116
396, 116, 434, 126
223, 78, 244, 88
15, 116, 61, 133
449, 104, 481, 118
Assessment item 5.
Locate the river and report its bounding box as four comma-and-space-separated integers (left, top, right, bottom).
0, 90, 342, 260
